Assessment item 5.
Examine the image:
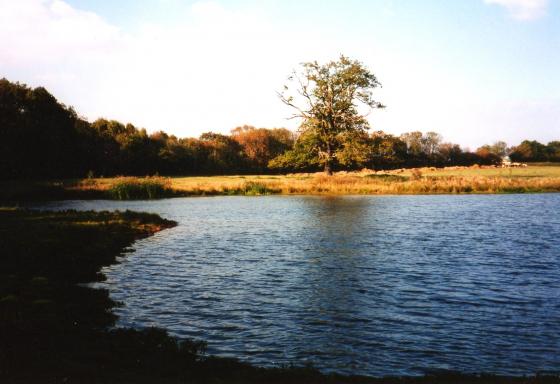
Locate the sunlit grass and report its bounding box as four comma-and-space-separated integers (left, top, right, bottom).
106, 176, 173, 199
398, 164, 560, 178
161, 165, 560, 195
1, 165, 559, 201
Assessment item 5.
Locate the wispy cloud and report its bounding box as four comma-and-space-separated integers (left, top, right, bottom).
0, 0, 318, 134
484, 0, 548, 21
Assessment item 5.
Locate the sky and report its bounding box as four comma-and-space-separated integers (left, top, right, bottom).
1, 0, 559, 149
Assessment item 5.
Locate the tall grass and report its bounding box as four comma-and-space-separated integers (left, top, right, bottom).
168, 173, 560, 196
242, 181, 280, 195
5, 166, 559, 201
107, 177, 173, 200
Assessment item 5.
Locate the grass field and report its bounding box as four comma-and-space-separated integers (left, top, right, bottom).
166, 165, 560, 194
401, 165, 560, 178
2, 164, 560, 201
90, 164, 560, 196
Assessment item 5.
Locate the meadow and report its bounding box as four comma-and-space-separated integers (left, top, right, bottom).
67, 164, 560, 199
2, 164, 560, 202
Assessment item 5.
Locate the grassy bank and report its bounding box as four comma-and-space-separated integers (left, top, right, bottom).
1, 209, 558, 383
1, 165, 559, 202
4, 164, 558, 201
0, 209, 184, 382
0, 176, 178, 201
164, 165, 560, 195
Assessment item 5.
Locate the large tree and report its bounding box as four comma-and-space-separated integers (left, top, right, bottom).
278, 55, 384, 174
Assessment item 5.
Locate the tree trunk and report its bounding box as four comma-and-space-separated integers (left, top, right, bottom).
324, 144, 333, 175
324, 160, 333, 175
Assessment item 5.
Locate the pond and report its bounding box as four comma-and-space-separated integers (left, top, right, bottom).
34, 194, 560, 376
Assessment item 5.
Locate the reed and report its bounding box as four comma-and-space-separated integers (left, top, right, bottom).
242, 181, 281, 195
107, 176, 173, 200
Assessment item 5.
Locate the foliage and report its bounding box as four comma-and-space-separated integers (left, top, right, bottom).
510, 140, 550, 162
0, 79, 293, 178
268, 128, 322, 171
476, 141, 509, 157
1, 78, 558, 181
278, 56, 384, 174
108, 177, 173, 199
0, 79, 81, 178
231, 125, 295, 172
369, 131, 408, 169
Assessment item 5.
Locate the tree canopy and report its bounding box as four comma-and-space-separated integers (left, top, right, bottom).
278, 56, 384, 174
1, 77, 557, 180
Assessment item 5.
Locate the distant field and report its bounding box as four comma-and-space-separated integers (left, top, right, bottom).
2, 164, 560, 201
86, 164, 560, 196
400, 165, 560, 178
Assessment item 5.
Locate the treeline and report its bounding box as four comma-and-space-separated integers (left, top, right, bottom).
509, 140, 560, 163
1, 78, 558, 179
271, 131, 511, 172
0, 79, 294, 178
271, 131, 559, 172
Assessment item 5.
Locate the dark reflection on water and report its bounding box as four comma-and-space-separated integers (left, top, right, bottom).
34, 194, 560, 376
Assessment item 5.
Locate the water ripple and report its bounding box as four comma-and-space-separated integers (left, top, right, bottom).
35, 194, 560, 377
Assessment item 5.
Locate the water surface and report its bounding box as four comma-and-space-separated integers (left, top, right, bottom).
35, 194, 560, 376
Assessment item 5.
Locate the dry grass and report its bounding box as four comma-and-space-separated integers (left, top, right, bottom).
152, 165, 560, 195
3, 165, 560, 201
389, 164, 560, 178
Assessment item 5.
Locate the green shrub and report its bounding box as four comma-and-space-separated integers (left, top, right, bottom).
242, 181, 278, 195
108, 177, 172, 200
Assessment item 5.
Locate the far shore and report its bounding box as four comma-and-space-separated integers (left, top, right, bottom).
2, 163, 560, 201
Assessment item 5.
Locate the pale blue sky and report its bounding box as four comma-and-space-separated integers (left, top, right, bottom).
1, 0, 558, 148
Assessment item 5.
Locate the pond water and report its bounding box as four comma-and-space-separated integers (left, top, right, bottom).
34, 194, 560, 376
